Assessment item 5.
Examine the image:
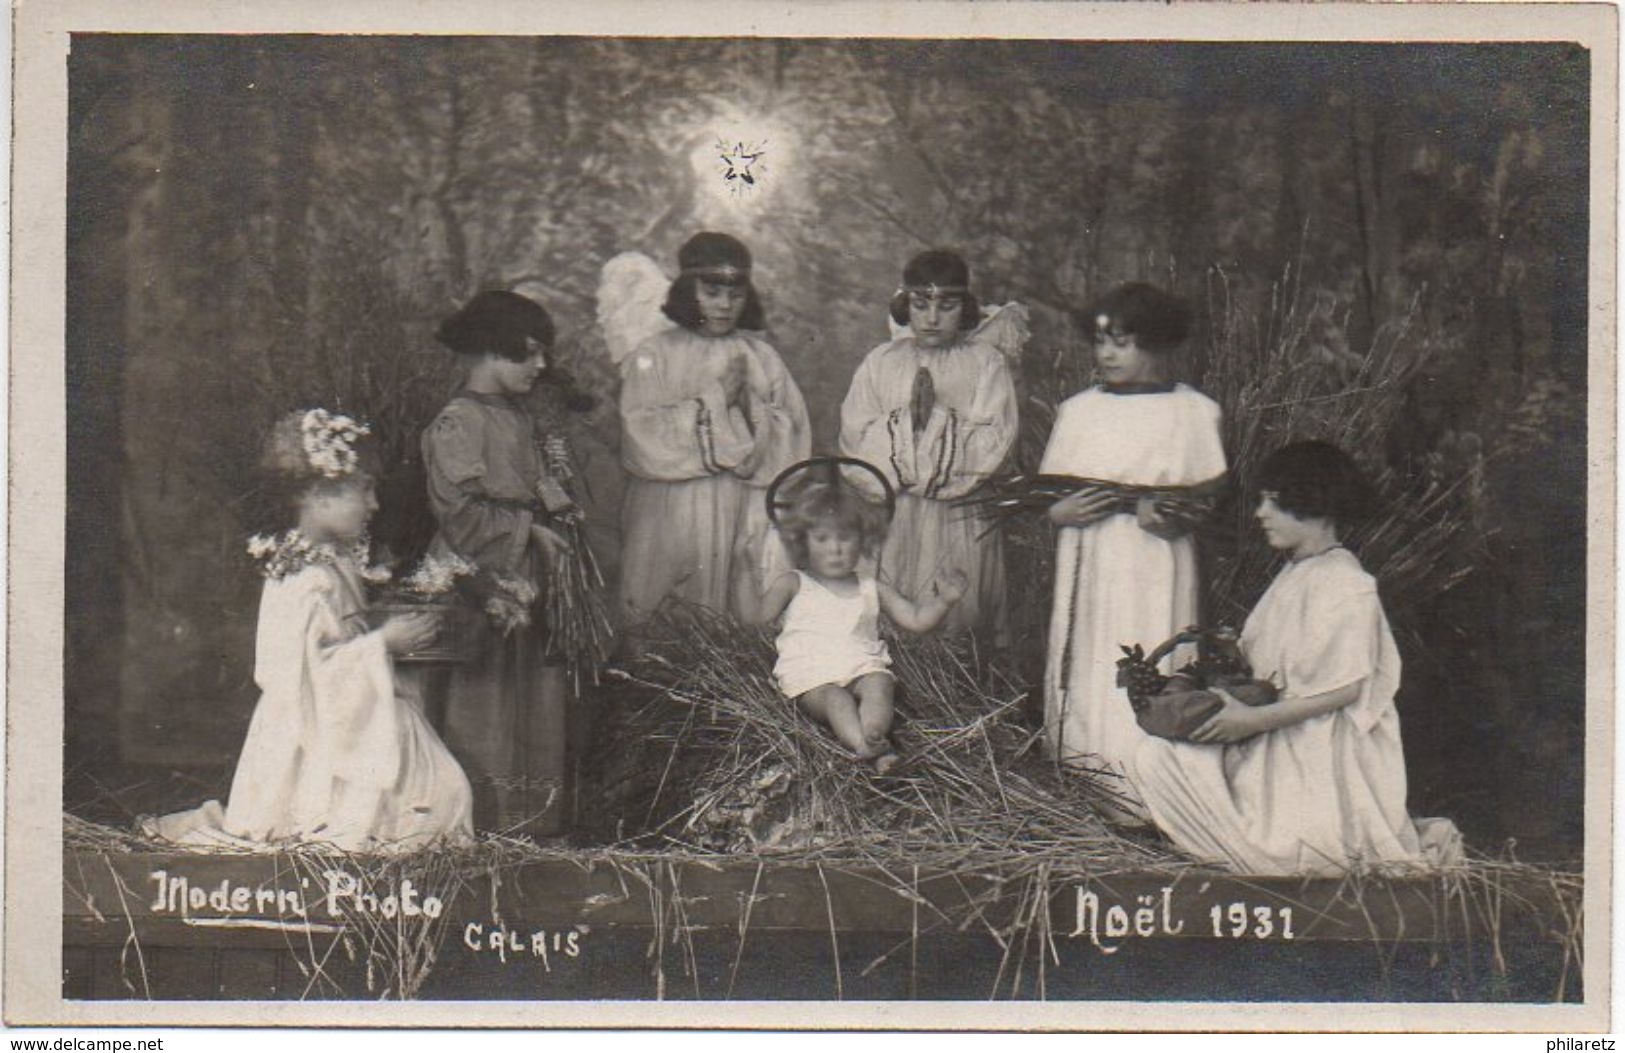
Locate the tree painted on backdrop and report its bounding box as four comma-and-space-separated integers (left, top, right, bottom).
72, 36, 1583, 852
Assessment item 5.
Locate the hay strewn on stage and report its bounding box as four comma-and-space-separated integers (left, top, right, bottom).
591, 605, 1174, 867
63, 816, 1585, 1003
65, 608, 1584, 1002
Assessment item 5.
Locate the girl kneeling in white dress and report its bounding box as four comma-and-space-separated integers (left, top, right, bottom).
1131, 441, 1461, 875
145, 409, 474, 853
734, 468, 967, 773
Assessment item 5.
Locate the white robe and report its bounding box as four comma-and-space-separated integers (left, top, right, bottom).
618, 327, 810, 622
147, 559, 474, 853
1039, 384, 1226, 812
838, 335, 1018, 634
1131, 548, 1461, 874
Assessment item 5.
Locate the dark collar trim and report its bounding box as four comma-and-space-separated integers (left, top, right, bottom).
1102, 381, 1177, 395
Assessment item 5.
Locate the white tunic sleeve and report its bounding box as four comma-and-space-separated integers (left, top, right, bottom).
1286, 588, 1380, 691
735, 334, 812, 486
257, 570, 404, 794
1037, 397, 1083, 475
619, 336, 753, 480
838, 344, 917, 493
1179, 390, 1228, 483
1035, 387, 1225, 486
1247, 556, 1399, 734
917, 346, 1018, 499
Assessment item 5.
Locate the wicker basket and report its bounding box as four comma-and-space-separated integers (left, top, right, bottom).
354, 602, 484, 664
1118, 627, 1280, 742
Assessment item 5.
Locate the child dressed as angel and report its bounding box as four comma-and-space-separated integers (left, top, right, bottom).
143, 410, 474, 853
838, 250, 1023, 636
607, 232, 812, 624
1041, 283, 1226, 822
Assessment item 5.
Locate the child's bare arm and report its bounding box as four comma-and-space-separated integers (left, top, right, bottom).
732, 525, 791, 625
732, 526, 798, 626
1188, 681, 1363, 744
878, 570, 968, 633
737, 570, 799, 626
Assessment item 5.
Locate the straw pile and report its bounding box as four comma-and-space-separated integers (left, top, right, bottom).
1196, 266, 1487, 625
593, 604, 1184, 872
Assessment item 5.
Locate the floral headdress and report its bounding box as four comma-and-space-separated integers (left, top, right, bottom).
261, 406, 374, 484
299, 408, 371, 479
247, 407, 381, 579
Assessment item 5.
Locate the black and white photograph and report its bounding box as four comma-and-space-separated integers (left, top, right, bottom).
7, 0, 1614, 1031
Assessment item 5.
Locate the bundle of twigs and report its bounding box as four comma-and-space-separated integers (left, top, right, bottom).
956, 472, 1232, 541
605, 605, 1169, 869
543, 515, 614, 691
535, 432, 614, 691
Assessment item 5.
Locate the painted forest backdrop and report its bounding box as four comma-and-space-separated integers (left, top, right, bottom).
67, 38, 1588, 856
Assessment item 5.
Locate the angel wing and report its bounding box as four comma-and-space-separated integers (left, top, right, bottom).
973, 302, 1031, 363
885, 300, 1032, 363
596, 251, 676, 367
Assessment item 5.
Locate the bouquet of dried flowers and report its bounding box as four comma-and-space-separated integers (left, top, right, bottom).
364, 551, 538, 663
396, 551, 476, 598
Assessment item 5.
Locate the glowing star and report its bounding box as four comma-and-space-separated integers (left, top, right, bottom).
717, 139, 767, 192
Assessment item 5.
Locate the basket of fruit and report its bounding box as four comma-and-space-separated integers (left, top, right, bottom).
1115, 626, 1279, 741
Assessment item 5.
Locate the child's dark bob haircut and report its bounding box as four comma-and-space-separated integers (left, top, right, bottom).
1255, 440, 1380, 527
661, 275, 768, 331
662, 231, 768, 331
888, 249, 983, 330
1077, 282, 1192, 354
436, 290, 556, 362
777, 482, 891, 570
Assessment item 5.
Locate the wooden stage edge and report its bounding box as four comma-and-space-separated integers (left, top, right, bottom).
61, 848, 1584, 1002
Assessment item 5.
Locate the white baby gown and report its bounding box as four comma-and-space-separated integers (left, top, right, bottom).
773, 571, 892, 699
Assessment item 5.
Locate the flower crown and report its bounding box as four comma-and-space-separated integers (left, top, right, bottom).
299, 408, 371, 479
247, 529, 385, 581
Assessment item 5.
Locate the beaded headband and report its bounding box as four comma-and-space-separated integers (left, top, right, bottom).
681, 263, 751, 283
901, 283, 969, 298
1090, 313, 1137, 341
